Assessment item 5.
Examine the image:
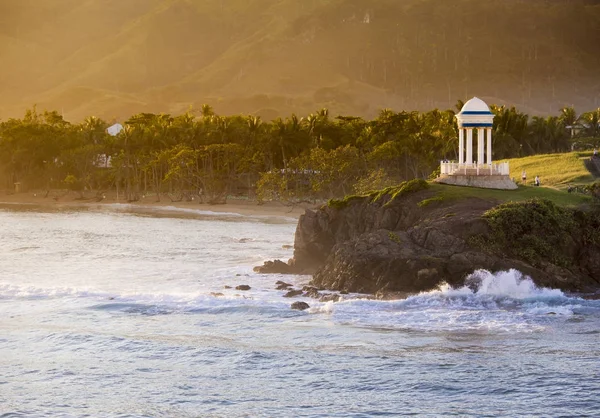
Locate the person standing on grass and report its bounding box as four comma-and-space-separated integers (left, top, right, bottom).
521, 170, 527, 184
534, 176, 540, 187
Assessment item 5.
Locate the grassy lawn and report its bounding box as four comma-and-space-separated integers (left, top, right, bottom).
500, 151, 595, 189
429, 182, 592, 207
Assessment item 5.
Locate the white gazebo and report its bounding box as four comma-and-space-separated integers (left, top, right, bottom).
437, 97, 516, 189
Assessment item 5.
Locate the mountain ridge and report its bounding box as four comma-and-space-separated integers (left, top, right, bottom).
1, 0, 599, 121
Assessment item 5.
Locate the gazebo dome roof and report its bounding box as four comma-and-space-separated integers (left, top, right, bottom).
459, 97, 492, 115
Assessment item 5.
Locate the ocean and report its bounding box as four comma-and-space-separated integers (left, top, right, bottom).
1, 204, 599, 417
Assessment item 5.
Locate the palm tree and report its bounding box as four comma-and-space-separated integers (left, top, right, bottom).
454, 99, 465, 113
81, 116, 108, 145
273, 118, 288, 170
304, 114, 318, 147
545, 116, 569, 152
201, 104, 215, 118
559, 106, 578, 138
580, 109, 600, 138
317, 108, 329, 121
247, 115, 262, 134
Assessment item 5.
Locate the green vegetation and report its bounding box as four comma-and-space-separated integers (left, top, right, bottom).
327, 195, 366, 210
418, 196, 444, 207
0, 97, 598, 203
507, 152, 595, 188
475, 199, 600, 268
388, 232, 402, 245
369, 179, 430, 205
327, 179, 429, 210
387, 179, 430, 204
428, 183, 592, 207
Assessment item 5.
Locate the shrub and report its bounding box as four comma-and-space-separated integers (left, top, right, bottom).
353, 168, 396, 195
418, 196, 444, 207
480, 199, 577, 267
388, 231, 402, 244
327, 194, 365, 209
328, 178, 429, 210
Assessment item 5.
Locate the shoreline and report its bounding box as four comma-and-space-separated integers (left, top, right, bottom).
0, 191, 316, 219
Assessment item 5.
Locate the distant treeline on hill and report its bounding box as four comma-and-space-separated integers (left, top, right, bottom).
0, 103, 599, 203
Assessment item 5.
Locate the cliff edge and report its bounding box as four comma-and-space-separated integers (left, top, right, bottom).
259, 180, 600, 294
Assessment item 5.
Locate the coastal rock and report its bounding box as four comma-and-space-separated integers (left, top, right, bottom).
253, 259, 294, 274
275, 281, 293, 290
235, 285, 251, 291
302, 286, 321, 298
283, 289, 303, 298
319, 293, 340, 303
283, 183, 600, 294
291, 301, 310, 311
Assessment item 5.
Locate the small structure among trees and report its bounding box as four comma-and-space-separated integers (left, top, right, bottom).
437, 97, 517, 190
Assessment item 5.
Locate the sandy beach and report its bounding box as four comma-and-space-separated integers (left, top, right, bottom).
0, 190, 316, 219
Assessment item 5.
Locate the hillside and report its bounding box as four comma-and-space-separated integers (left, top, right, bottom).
506, 152, 597, 189
1, 0, 599, 121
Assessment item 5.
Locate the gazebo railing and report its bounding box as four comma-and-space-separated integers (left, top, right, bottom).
440, 161, 509, 176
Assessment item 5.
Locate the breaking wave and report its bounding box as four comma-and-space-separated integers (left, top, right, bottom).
319, 269, 597, 333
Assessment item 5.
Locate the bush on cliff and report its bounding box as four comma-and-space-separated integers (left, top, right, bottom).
327, 194, 365, 210
583, 182, 600, 203
479, 199, 583, 268
327, 179, 429, 209
369, 179, 429, 205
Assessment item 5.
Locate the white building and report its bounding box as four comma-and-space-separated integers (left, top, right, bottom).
437, 97, 516, 190
107, 123, 124, 136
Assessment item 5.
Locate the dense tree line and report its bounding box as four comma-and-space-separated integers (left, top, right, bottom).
0, 103, 599, 203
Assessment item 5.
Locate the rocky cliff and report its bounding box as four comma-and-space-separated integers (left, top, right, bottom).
272, 180, 600, 294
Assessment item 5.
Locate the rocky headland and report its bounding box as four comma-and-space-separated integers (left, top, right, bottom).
255, 180, 600, 295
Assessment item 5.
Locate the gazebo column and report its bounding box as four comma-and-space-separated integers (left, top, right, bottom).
486, 128, 492, 165
458, 128, 464, 164
477, 128, 485, 166
466, 128, 473, 165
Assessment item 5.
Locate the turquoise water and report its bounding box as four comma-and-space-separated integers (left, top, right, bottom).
1, 205, 599, 417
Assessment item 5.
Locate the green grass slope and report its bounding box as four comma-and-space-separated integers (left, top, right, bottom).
505, 152, 595, 189
429, 151, 599, 207
428, 183, 592, 208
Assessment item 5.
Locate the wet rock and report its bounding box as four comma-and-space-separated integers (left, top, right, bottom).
223, 285, 232, 289
253, 259, 294, 274
319, 293, 340, 303
235, 285, 251, 291
302, 286, 321, 298
276, 280, 293, 286
275, 281, 293, 290
210, 292, 225, 297
291, 301, 310, 311
282, 245, 293, 249
283, 289, 303, 298
278, 186, 600, 295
